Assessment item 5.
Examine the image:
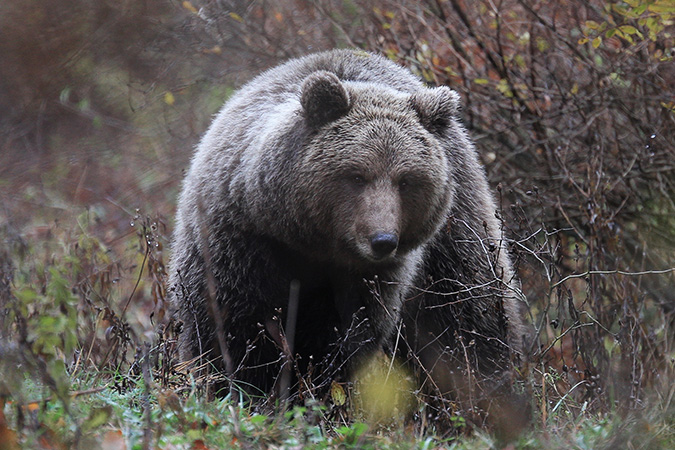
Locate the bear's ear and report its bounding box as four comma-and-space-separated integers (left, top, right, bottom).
409, 86, 460, 135
300, 71, 351, 128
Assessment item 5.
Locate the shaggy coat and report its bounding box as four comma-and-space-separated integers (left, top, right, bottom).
169, 50, 527, 406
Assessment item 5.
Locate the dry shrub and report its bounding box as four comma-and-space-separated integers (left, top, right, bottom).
188, 0, 675, 421
333, 0, 675, 417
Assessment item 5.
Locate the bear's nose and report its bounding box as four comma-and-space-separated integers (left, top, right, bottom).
370, 232, 399, 258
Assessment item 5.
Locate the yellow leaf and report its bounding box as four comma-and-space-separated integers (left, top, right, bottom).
229, 12, 243, 22
571, 83, 579, 95
164, 92, 175, 105
585, 20, 600, 30
354, 358, 415, 422
592, 36, 602, 48
661, 101, 675, 113
496, 78, 513, 97
578, 37, 589, 45
619, 25, 639, 35
330, 381, 346, 406
473, 78, 489, 85
182, 1, 198, 14
203, 45, 222, 54
649, 2, 675, 14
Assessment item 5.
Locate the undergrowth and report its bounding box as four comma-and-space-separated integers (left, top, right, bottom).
1, 209, 673, 449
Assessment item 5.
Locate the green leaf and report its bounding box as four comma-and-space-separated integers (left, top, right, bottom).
14, 287, 38, 303
619, 25, 639, 35
634, 4, 648, 15
473, 78, 489, 85
250, 414, 268, 425
514, 54, 526, 69
81, 406, 113, 432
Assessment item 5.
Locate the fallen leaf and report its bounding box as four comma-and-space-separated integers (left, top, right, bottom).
191, 439, 210, 450
101, 430, 127, 450
330, 381, 346, 406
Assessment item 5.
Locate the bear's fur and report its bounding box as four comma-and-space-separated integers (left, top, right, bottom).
169, 50, 527, 413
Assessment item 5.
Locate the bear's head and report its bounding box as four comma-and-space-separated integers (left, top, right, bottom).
293, 71, 458, 269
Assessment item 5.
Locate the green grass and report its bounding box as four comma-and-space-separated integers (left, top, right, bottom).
0, 199, 673, 450
3, 377, 673, 450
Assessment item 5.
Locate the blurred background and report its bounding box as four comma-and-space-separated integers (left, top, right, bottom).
1, 0, 674, 431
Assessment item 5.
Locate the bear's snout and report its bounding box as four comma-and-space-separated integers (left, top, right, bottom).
370, 232, 399, 259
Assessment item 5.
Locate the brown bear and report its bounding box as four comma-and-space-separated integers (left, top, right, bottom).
168, 50, 527, 419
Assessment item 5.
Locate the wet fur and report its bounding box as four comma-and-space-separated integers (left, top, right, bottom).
169, 50, 528, 408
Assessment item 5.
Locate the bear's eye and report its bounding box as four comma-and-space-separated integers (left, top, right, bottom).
351, 175, 366, 187
398, 177, 411, 192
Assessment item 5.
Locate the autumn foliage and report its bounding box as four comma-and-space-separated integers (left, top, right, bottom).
0, 0, 674, 447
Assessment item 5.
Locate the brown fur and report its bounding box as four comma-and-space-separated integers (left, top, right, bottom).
168, 51, 528, 419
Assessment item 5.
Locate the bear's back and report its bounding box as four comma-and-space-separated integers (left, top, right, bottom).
207, 50, 424, 135
239, 50, 423, 103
